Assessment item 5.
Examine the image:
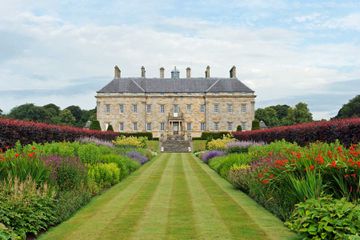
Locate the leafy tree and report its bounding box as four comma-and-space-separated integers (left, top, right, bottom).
8, 103, 52, 122
0, 108, 2, 116
90, 120, 101, 130
65, 106, 83, 126
107, 124, 114, 131
251, 119, 260, 130
293, 102, 313, 123
336, 95, 360, 118
57, 109, 76, 125
255, 107, 279, 127
272, 105, 290, 120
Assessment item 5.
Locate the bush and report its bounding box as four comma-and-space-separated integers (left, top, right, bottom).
236, 125, 242, 131
233, 117, 360, 147
119, 132, 153, 140
0, 118, 117, 149
126, 151, 149, 165
207, 134, 234, 150
77, 144, 101, 164
201, 150, 225, 163
0, 223, 19, 240
107, 124, 114, 131
200, 132, 230, 140
209, 153, 252, 179
99, 154, 141, 179
89, 120, 101, 130
113, 136, 147, 148
226, 141, 265, 154
0, 178, 56, 238
285, 196, 360, 239
252, 120, 260, 130
87, 163, 120, 190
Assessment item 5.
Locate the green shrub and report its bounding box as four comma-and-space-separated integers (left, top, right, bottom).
200, 132, 230, 140
0, 178, 56, 238
99, 154, 132, 179
89, 120, 101, 130
113, 136, 147, 148
119, 132, 153, 140
251, 120, 260, 130
107, 124, 114, 131
77, 143, 101, 164
0, 223, 19, 240
87, 163, 120, 190
236, 125, 242, 131
209, 153, 252, 179
285, 196, 360, 240
206, 134, 234, 150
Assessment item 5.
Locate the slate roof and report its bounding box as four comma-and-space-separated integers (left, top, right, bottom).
97, 78, 254, 94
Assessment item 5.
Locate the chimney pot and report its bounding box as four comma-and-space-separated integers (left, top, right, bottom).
205, 65, 210, 78
141, 66, 146, 78
114, 65, 121, 79
186, 67, 191, 78
230, 66, 237, 78
160, 67, 165, 78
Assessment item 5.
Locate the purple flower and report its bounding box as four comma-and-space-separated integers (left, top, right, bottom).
127, 151, 148, 165
226, 141, 265, 149
201, 150, 225, 164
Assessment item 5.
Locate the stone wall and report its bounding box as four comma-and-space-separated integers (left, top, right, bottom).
96, 93, 255, 138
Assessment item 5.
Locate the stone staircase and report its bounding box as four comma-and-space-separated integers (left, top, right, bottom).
161, 139, 191, 153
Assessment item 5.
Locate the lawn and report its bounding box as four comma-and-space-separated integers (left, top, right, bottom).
40, 153, 296, 240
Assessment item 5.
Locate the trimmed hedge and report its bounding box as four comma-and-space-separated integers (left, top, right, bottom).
0, 118, 118, 149
232, 118, 360, 146
118, 132, 153, 140
199, 132, 230, 140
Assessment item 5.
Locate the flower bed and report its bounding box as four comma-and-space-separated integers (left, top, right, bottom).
232, 117, 360, 147
0, 139, 152, 238
0, 118, 118, 149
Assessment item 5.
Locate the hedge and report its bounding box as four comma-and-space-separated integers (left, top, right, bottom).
197, 132, 230, 140
232, 118, 360, 146
0, 118, 118, 149
118, 132, 153, 140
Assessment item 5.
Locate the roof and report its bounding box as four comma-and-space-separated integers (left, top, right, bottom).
97, 77, 254, 94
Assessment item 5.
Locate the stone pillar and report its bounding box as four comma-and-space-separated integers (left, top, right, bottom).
114, 65, 121, 79
186, 67, 191, 78
141, 66, 146, 78
230, 66, 236, 78
205, 65, 210, 78
160, 67, 165, 78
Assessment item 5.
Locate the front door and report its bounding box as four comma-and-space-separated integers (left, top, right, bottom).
173, 122, 179, 135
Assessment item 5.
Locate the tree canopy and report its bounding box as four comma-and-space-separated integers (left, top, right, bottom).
336, 95, 360, 119
255, 102, 313, 127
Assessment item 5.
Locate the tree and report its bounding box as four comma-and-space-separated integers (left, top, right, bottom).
293, 102, 313, 124
8, 103, 52, 122
0, 108, 2, 116
251, 119, 260, 130
66, 106, 83, 126
336, 95, 360, 118
272, 105, 290, 121
255, 107, 279, 127
57, 109, 76, 125
90, 120, 101, 130
107, 124, 114, 131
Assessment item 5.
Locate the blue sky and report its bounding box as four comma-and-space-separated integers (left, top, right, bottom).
1, 0, 360, 119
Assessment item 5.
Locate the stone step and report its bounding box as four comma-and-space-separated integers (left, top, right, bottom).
161, 140, 191, 153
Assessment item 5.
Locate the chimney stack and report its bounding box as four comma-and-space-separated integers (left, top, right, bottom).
114, 65, 121, 79
205, 65, 210, 78
230, 66, 237, 78
141, 66, 146, 78
186, 67, 191, 78
160, 67, 165, 78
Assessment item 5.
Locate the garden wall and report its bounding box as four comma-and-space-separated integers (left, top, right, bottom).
232, 117, 360, 146
0, 118, 118, 149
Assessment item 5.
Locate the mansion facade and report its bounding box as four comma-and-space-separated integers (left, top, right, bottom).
96, 65, 256, 138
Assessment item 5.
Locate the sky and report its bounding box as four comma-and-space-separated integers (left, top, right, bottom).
0, 0, 360, 119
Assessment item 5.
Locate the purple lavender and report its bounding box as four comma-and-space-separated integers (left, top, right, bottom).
77, 137, 114, 148
127, 151, 148, 165
226, 141, 265, 149
201, 150, 225, 164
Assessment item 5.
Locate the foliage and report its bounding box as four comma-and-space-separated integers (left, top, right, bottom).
251, 120, 260, 130
0, 177, 56, 238
119, 132, 153, 140
126, 151, 149, 165
107, 124, 114, 131
54, 109, 76, 126
226, 141, 265, 154
87, 163, 120, 191
236, 125, 242, 131
77, 143, 101, 164
255, 103, 313, 127
199, 132, 230, 140
89, 120, 101, 130
0, 118, 118, 149
336, 95, 360, 119
285, 196, 360, 240
206, 134, 234, 150
209, 153, 252, 179
192, 140, 206, 152
233, 117, 360, 147
113, 135, 147, 148
0, 223, 20, 240
201, 150, 225, 163
77, 137, 114, 148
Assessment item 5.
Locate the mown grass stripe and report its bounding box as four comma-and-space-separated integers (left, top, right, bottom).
129, 153, 176, 240
39, 154, 167, 240
187, 154, 271, 240
182, 153, 233, 240
165, 153, 198, 240
190, 154, 297, 240
96, 154, 170, 240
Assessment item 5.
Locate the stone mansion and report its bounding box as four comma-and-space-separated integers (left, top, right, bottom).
96, 65, 256, 138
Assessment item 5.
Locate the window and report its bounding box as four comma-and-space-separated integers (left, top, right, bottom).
173, 104, 179, 113
241, 121, 246, 130
214, 122, 219, 131
146, 104, 151, 113
187, 122, 192, 131
146, 122, 152, 131
105, 104, 110, 113
227, 122, 233, 131
186, 104, 192, 112
201, 122, 206, 131
200, 104, 205, 113
160, 122, 165, 131
241, 103, 247, 113
227, 104, 233, 113
119, 104, 124, 113
160, 104, 165, 113
132, 104, 138, 113
214, 103, 219, 113
133, 122, 138, 131
119, 122, 124, 131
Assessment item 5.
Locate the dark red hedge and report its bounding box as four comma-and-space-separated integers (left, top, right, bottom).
0, 118, 118, 149
232, 118, 360, 146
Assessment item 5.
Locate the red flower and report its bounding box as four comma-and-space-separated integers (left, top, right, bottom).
28, 152, 36, 158
356, 161, 360, 168
15, 153, 20, 158
32, 146, 36, 150
330, 160, 337, 168
261, 179, 269, 184
344, 174, 350, 179
327, 150, 333, 159
337, 146, 343, 153
309, 165, 315, 171
348, 158, 355, 166
351, 173, 357, 178
269, 174, 275, 179
315, 154, 324, 165
258, 173, 264, 178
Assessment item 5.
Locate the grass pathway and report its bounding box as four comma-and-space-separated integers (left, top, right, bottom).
40, 153, 297, 240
